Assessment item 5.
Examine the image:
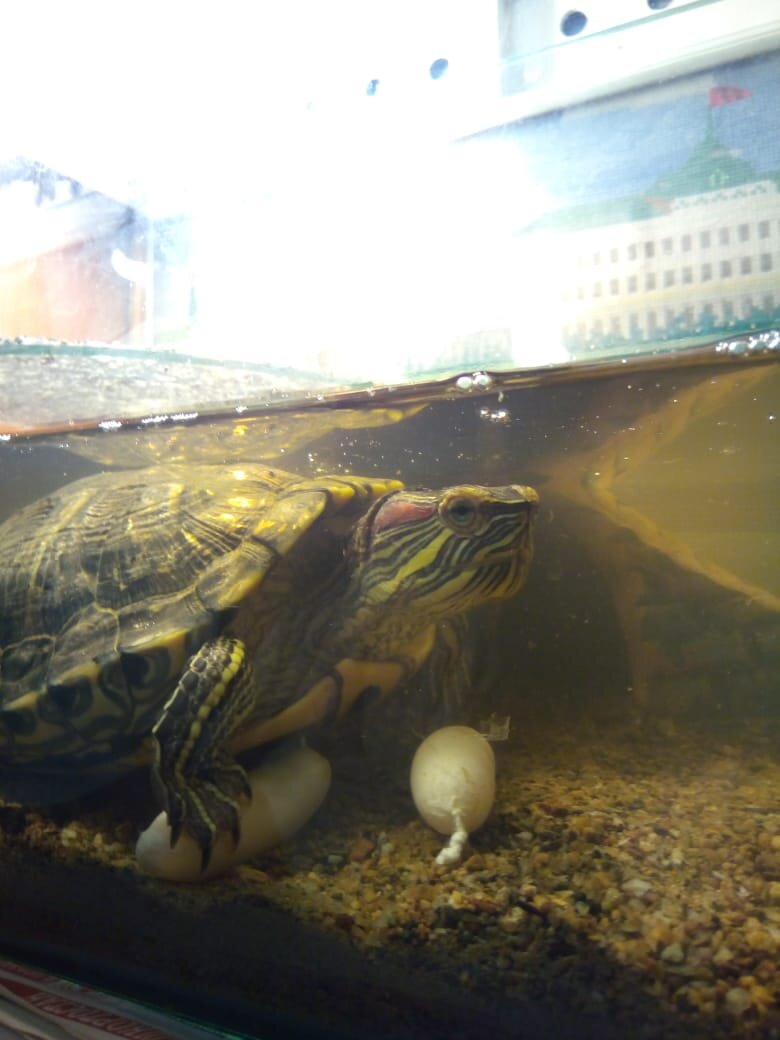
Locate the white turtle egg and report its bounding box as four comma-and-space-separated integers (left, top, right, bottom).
136, 745, 331, 882
410, 725, 495, 836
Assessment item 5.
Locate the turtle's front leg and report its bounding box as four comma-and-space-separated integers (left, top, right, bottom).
151, 636, 256, 870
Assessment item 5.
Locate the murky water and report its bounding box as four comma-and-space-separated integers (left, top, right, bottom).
3, 342, 778, 721
0, 342, 778, 1039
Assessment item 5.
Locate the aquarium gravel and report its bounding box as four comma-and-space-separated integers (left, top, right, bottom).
1, 722, 777, 1039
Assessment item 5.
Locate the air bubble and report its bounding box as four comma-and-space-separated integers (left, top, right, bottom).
455, 371, 493, 392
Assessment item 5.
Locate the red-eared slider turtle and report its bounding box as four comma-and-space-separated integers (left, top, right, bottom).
0, 463, 538, 867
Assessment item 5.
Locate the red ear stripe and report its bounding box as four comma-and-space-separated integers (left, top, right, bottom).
372, 496, 436, 535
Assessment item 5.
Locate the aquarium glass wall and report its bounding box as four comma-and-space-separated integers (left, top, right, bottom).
0, 4, 779, 1040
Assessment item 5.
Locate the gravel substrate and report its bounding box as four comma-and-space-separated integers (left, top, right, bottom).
1, 722, 778, 1039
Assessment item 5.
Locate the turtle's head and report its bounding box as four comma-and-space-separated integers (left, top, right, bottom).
351, 482, 539, 620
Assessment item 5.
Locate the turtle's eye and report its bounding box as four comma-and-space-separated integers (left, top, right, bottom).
440, 493, 483, 534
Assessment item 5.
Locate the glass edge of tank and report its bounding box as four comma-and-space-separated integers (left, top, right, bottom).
1, 329, 778, 446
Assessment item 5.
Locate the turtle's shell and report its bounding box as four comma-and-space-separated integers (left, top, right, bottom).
0, 463, 401, 781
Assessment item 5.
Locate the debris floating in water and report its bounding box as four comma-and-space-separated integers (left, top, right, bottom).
479, 713, 511, 742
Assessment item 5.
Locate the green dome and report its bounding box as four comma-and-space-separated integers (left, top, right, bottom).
649, 118, 758, 199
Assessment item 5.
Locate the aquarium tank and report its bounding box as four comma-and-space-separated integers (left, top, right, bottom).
0, 2, 779, 1038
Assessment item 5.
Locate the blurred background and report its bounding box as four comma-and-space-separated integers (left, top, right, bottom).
0, 0, 777, 386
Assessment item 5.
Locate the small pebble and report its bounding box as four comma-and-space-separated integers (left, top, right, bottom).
602, 887, 622, 911
749, 984, 775, 1012
745, 927, 775, 952
348, 837, 376, 863
660, 942, 685, 964
724, 986, 752, 1016
499, 907, 526, 933
621, 878, 652, 898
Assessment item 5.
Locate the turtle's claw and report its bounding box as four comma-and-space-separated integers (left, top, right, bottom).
155, 753, 250, 871
150, 637, 256, 871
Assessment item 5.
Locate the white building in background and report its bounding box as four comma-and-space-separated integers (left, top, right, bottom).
514, 123, 780, 356
559, 182, 780, 343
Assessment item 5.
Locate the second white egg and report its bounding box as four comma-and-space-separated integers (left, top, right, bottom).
410, 725, 496, 836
